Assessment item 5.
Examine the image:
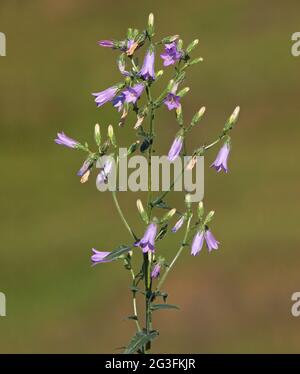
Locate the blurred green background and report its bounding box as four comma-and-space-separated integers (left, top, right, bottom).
0, 0, 299, 353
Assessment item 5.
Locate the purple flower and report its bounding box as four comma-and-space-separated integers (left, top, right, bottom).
96, 157, 114, 186
151, 263, 161, 279
172, 216, 185, 233
160, 42, 182, 66
92, 86, 118, 107
210, 143, 230, 173
113, 83, 145, 112
55, 132, 79, 148
163, 93, 181, 111
134, 223, 157, 253
91, 249, 112, 265
168, 136, 183, 162
139, 49, 155, 80
191, 231, 205, 256
98, 40, 114, 48
191, 229, 220, 255
204, 230, 220, 252
77, 160, 92, 177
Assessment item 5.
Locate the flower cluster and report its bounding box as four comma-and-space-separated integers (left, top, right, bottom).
54, 13, 240, 354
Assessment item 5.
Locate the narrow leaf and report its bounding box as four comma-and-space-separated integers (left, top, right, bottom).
123, 331, 158, 354
151, 304, 179, 311
104, 245, 131, 261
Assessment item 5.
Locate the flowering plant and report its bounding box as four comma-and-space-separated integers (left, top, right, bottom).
55, 13, 240, 354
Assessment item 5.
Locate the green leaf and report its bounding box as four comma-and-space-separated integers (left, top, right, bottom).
150, 304, 179, 311
123, 331, 158, 354
156, 224, 168, 241
104, 245, 132, 261
127, 315, 138, 321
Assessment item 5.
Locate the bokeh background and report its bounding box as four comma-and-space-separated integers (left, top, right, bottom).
0, 0, 299, 353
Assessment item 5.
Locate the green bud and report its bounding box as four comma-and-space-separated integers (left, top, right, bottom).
224, 106, 240, 132
189, 57, 203, 66
161, 35, 179, 44
185, 194, 192, 210
156, 70, 164, 80
94, 123, 101, 146
161, 208, 176, 223
177, 87, 190, 97
108, 124, 117, 147
191, 106, 206, 125
204, 210, 215, 225
148, 13, 154, 36
137, 199, 149, 224
127, 141, 140, 155
229, 106, 240, 125
186, 39, 199, 54
167, 79, 175, 91
177, 39, 183, 50
176, 105, 183, 126
197, 201, 204, 220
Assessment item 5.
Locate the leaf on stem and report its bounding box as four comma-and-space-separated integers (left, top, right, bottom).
123, 331, 159, 354
104, 245, 132, 261
150, 304, 179, 311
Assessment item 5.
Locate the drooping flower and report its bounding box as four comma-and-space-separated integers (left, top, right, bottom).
151, 263, 161, 279
134, 223, 157, 253
191, 231, 205, 256
204, 230, 220, 252
168, 136, 183, 162
77, 159, 93, 177
139, 49, 155, 80
171, 216, 185, 233
91, 249, 112, 265
163, 93, 181, 111
55, 132, 79, 149
92, 86, 118, 107
160, 42, 182, 66
98, 40, 114, 48
191, 229, 219, 255
113, 83, 145, 112
96, 157, 114, 186
210, 143, 230, 173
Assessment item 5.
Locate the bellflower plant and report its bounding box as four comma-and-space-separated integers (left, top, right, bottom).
55, 13, 240, 353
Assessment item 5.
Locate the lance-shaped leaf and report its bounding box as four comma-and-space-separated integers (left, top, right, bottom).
150, 304, 179, 311
123, 331, 158, 354
104, 245, 132, 261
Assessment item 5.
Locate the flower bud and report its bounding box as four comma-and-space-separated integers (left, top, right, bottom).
204, 210, 215, 225
224, 106, 240, 131
137, 199, 149, 224
162, 35, 179, 44
148, 13, 154, 30
191, 106, 206, 125
127, 141, 140, 155
108, 124, 117, 147
185, 193, 192, 210
156, 70, 164, 80
161, 208, 176, 223
186, 39, 199, 54
94, 123, 101, 146
177, 87, 190, 97
229, 106, 240, 125
197, 201, 204, 220
189, 57, 203, 65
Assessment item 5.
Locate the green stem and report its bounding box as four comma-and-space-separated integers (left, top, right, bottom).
156, 215, 192, 292
130, 268, 142, 333
112, 191, 138, 242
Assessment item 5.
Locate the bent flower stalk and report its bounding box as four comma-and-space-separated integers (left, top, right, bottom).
54, 13, 240, 354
